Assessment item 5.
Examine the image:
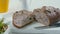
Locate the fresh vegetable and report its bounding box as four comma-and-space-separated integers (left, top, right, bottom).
0, 18, 8, 34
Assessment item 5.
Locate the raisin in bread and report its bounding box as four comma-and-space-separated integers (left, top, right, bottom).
13, 10, 34, 28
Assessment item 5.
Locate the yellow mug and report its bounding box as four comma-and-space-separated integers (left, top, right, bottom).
0, 0, 9, 13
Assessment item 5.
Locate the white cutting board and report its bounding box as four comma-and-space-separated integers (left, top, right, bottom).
3, 0, 60, 34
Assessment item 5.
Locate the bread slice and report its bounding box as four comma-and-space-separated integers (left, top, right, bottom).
13, 10, 34, 28
33, 8, 50, 26
33, 6, 59, 26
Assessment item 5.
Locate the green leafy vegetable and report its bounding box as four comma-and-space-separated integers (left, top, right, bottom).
0, 18, 8, 34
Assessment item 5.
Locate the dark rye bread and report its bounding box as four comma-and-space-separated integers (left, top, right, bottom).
13, 10, 34, 28
33, 6, 60, 26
